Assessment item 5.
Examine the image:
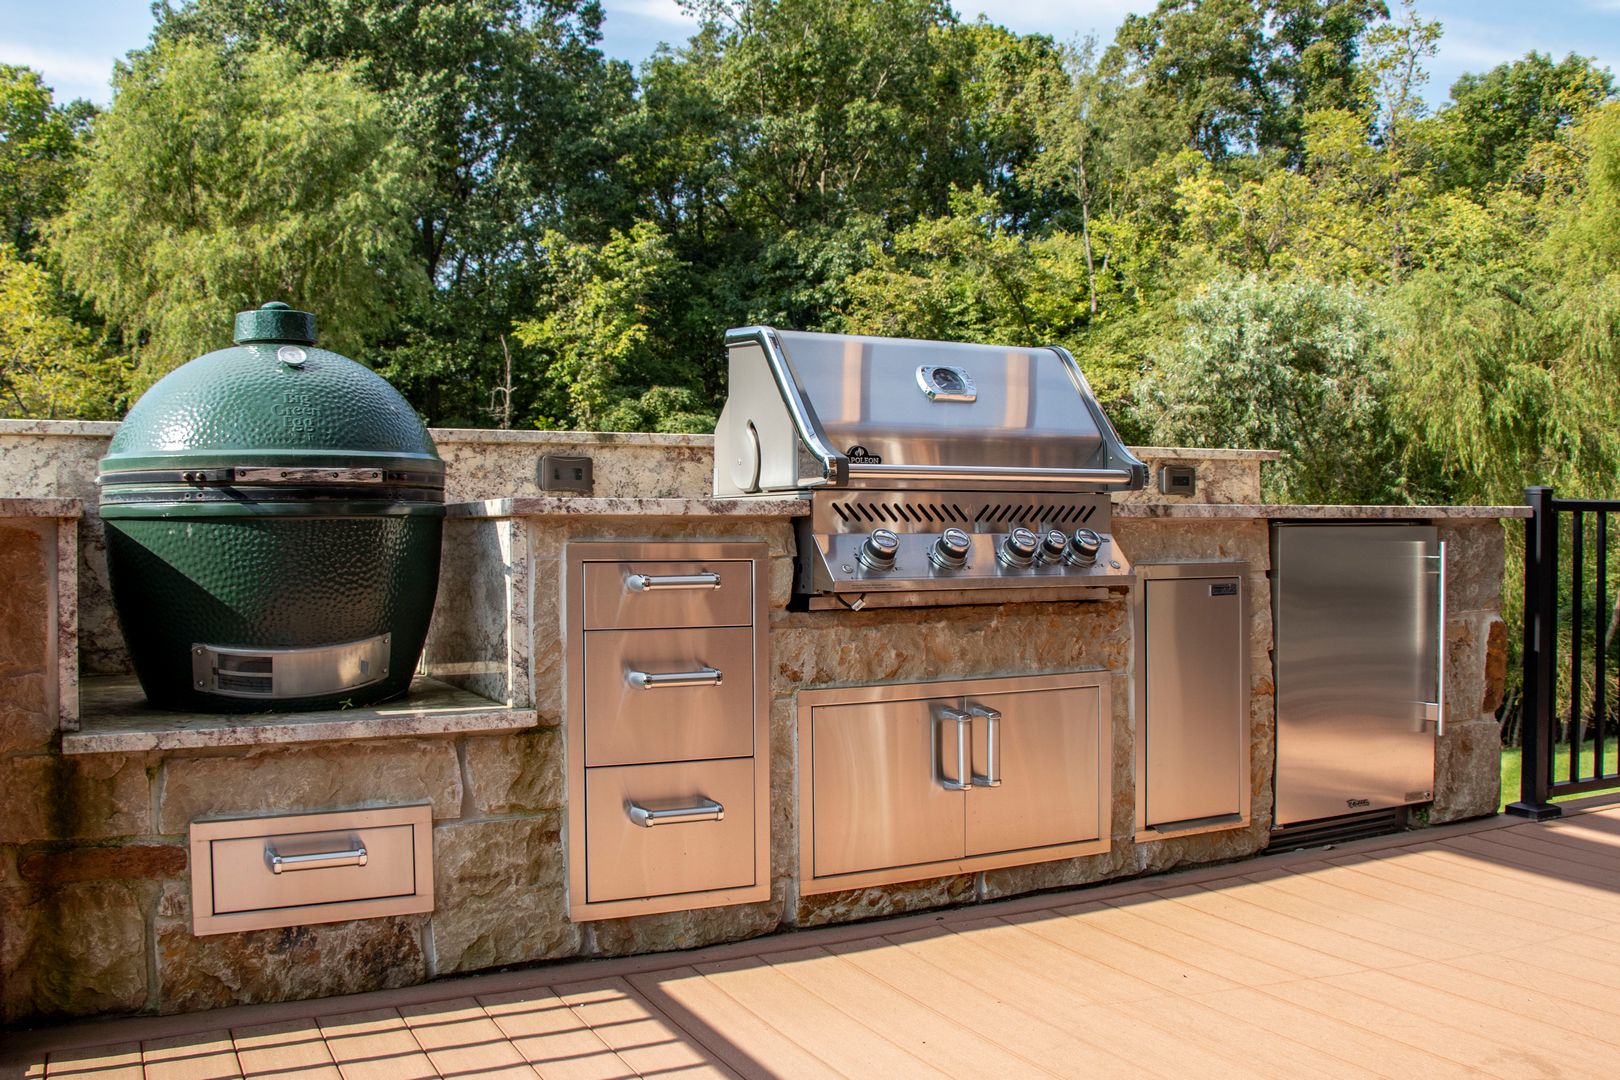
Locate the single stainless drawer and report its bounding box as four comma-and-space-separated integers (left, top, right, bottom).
585, 759, 755, 903
189, 806, 433, 936
584, 626, 755, 766
583, 560, 753, 630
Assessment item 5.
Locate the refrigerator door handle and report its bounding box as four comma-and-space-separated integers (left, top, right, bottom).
1434, 540, 1446, 738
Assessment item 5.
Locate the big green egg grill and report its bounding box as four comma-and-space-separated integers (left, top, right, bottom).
98, 302, 445, 711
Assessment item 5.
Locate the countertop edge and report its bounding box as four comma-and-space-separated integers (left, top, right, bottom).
448, 496, 811, 519
63, 706, 541, 755
1115, 503, 1532, 520
0, 497, 84, 519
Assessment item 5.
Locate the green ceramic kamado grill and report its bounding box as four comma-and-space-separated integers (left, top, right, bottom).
98, 302, 445, 711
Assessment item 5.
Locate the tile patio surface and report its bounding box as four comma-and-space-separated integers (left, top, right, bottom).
9, 799, 1620, 1079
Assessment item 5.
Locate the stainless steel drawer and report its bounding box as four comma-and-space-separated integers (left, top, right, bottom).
188, 805, 433, 935
583, 560, 753, 630
584, 626, 755, 766
585, 759, 755, 903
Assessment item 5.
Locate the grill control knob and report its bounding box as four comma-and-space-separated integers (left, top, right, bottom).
1066, 528, 1103, 566
1039, 528, 1069, 563
998, 526, 1039, 568
929, 527, 972, 569
858, 528, 901, 571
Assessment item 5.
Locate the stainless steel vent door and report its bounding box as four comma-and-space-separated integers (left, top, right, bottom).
964, 686, 1102, 855
1274, 525, 1439, 827
810, 696, 967, 877
1143, 578, 1245, 828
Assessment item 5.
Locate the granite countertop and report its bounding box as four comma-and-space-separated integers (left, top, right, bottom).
449, 496, 810, 519
65, 675, 536, 754
1115, 502, 1532, 520
0, 497, 83, 518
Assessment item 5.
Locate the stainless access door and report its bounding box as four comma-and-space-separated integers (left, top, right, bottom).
965, 685, 1103, 856
1273, 525, 1441, 827
810, 696, 967, 877
1143, 576, 1245, 828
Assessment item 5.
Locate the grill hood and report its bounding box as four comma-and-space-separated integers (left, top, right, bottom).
714, 327, 1147, 495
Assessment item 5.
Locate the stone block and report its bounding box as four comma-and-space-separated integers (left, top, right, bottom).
793, 874, 975, 928
4, 881, 150, 1022
980, 849, 1129, 900
428, 815, 580, 975
18, 843, 186, 886
1431, 717, 1502, 823
590, 898, 782, 958
0, 672, 54, 755
771, 599, 1130, 700
462, 728, 564, 817
0, 753, 152, 844
0, 521, 50, 679
1483, 617, 1508, 714
155, 910, 426, 1015
1444, 612, 1491, 730
1112, 519, 1271, 569
1441, 520, 1507, 613
158, 741, 462, 833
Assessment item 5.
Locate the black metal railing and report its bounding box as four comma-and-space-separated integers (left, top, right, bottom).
1507, 486, 1620, 819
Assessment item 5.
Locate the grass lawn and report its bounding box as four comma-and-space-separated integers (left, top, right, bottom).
1500, 740, 1620, 809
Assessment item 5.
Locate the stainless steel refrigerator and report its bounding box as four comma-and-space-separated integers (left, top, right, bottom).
1272, 524, 1444, 828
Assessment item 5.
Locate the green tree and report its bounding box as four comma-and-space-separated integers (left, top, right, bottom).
49, 39, 417, 388
0, 65, 90, 257
1389, 103, 1620, 502
0, 244, 124, 419
512, 222, 715, 432
153, 0, 633, 424
1100, 0, 1387, 166
1434, 52, 1614, 193
1135, 274, 1408, 502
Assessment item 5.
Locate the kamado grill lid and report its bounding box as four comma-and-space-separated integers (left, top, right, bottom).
98, 302, 443, 515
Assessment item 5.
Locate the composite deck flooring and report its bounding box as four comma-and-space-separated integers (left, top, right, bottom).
9, 799, 1620, 1079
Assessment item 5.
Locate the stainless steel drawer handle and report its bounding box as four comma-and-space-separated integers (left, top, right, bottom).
265, 843, 368, 874
627, 667, 723, 689
626, 572, 722, 591
627, 798, 725, 827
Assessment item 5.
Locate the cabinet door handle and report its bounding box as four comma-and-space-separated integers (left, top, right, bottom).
265, 843, 368, 874
969, 704, 1002, 787
627, 667, 723, 689
626, 572, 721, 591
627, 798, 725, 827
938, 707, 971, 791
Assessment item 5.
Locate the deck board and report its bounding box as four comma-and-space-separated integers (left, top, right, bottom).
11, 801, 1620, 1080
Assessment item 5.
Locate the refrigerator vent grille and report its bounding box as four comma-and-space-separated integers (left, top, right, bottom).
1267, 808, 1406, 854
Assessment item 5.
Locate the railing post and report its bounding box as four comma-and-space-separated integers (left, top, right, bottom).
1507, 485, 1562, 819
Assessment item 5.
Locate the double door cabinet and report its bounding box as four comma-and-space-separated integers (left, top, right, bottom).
565, 542, 770, 921
798, 672, 1111, 894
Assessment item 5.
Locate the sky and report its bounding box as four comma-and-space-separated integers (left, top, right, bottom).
0, 0, 1616, 109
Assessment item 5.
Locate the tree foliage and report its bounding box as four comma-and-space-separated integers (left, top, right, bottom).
0, 244, 123, 419
49, 39, 417, 389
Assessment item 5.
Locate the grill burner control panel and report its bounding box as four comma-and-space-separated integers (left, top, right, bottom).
816, 528, 1125, 581
791, 491, 1134, 609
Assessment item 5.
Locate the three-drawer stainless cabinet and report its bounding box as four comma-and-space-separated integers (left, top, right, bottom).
565, 542, 770, 920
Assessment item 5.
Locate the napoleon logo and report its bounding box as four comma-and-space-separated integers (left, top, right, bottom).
846, 445, 883, 464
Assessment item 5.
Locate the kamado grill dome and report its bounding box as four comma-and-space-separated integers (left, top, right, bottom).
98, 302, 445, 711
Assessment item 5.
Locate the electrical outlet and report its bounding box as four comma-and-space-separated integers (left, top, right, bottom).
540, 454, 594, 494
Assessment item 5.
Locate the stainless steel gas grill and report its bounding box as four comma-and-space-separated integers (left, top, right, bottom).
714, 327, 1147, 608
